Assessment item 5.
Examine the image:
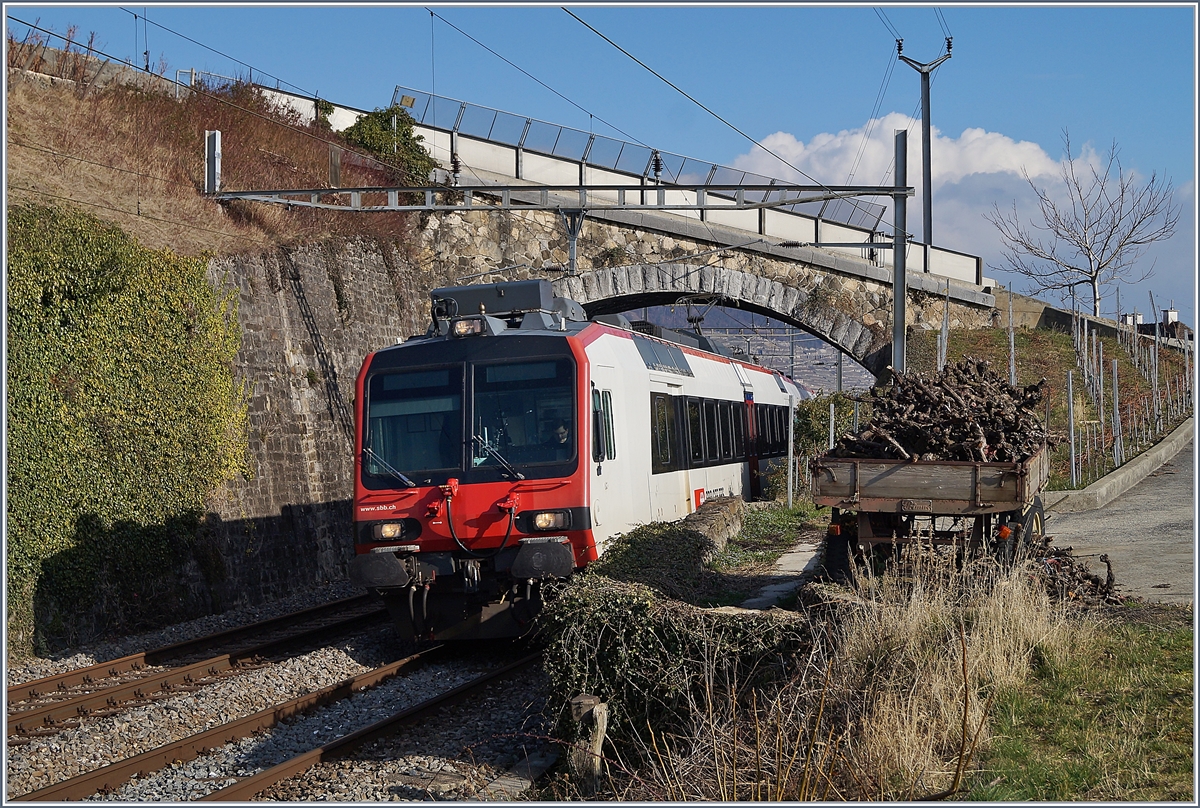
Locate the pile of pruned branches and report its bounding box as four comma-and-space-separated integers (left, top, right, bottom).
829, 358, 1056, 462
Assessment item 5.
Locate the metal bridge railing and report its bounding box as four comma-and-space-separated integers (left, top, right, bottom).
392, 85, 888, 234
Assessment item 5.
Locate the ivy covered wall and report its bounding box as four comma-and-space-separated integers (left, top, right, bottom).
6, 204, 248, 656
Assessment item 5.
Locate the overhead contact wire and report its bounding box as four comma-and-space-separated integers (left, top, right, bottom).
563, 8, 888, 229
428, 8, 648, 147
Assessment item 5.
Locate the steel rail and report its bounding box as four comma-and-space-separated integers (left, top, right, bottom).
7, 594, 374, 704
199, 653, 541, 801
7, 608, 388, 736
11, 646, 447, 801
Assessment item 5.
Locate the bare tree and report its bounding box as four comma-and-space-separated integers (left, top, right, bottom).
985, 132, 1178, 316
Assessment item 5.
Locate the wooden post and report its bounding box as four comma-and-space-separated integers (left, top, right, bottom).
568, 694, 608, 795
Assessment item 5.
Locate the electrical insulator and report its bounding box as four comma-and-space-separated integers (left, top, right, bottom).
651, 150, 663, 183
450, 152, 462, 186
896, 39, 903, 55
946, 37, 953, 53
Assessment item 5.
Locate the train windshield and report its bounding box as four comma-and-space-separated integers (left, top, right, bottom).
364, 366, 463, 485
363, 356, 577, 487
471, 358, 576, 471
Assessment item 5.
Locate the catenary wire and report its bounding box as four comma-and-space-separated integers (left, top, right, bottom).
874, 7, 903, 41
563, 8, 888, 229
846, 43, 898, 184
118, 6, 313, 97
10, 183, 274, 246
427, 8, 649, 147
9, 139, 194, 188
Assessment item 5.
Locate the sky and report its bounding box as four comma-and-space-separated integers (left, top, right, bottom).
6, 2, 1197, 326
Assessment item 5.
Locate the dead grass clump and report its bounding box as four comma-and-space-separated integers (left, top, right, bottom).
824, 549, 1090, 798
544, 545, 1093, 801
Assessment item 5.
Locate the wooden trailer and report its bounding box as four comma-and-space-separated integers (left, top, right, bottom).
810, 443, 1050, 580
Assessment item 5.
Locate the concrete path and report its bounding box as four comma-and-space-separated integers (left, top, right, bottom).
1048, 443, 1194, 605
738, 534, 823, 610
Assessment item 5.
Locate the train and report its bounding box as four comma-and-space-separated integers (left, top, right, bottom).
348, 279, 811, 641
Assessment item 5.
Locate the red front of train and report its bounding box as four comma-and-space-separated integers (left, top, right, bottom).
348, 281, 597, 641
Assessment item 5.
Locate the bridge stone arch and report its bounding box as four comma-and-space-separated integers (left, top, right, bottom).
554, 264, 894, 376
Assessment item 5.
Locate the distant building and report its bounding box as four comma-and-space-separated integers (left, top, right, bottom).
1134, 308, 1193, 342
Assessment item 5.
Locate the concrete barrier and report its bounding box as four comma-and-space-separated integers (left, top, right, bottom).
1044, 417, 1193, 513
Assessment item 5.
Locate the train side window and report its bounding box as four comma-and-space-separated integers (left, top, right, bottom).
651, 393, 677, 474
719, 401, 734, 459
601, 390, 616, 460
703, 399, 720, 462
686, 398, 704, 464
733, 402, 746, 458
772, 406, 784, 455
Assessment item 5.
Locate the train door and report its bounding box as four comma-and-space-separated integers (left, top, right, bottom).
587, 360, 644, 554
730, 363, 758, 499
648, 381, 690, 520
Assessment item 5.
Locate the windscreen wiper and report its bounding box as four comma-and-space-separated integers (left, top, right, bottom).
472, 434, 526, 480
362, 445, 417, 488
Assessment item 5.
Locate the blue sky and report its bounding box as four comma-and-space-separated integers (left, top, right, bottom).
6, 3, 1197, 324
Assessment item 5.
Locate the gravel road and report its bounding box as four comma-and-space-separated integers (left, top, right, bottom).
1048, 443, 1194, 605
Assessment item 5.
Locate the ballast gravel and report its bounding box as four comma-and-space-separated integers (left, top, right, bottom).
6, 583, 556, 802
6, 582, 361, 687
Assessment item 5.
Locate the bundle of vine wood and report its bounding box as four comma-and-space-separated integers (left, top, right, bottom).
829, 358, 1056, 462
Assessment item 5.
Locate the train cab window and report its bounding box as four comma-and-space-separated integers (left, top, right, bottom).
602, 390, 616, 459
703, 400, 720, 462
651, 393, 679, 474
472, 358, 575, 473
364, 366, 463, 487
686, 399, 704, 463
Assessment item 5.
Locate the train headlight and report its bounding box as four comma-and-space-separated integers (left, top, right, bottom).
373, 522, 405, 540
532, 510, 570, 530
452, 318, 484, 337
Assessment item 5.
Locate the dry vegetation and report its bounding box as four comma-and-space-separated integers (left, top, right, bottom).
7, 32, 422, 258
540, 543, 1093, 801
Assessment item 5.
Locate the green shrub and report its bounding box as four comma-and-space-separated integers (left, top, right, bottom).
6, 203, 248, 655
340, 104, 438, 185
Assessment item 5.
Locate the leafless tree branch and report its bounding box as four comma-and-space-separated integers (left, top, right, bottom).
984, 130, 1179, 315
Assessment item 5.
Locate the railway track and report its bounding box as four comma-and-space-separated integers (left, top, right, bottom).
7, 595, 386, 741
11, 649, 543, 801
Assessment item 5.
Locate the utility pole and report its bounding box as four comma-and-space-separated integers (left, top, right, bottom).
898, 37, 952, 266
892, 129, 908, 374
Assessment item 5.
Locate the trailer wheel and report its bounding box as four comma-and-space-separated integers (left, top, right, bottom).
1020, 496, 1046, 549
822, 533, 855, 585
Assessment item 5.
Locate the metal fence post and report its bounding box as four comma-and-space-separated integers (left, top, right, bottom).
1067, 371, 1078, 487
787, 394, 796, 509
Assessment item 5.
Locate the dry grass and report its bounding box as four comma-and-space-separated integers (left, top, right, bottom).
541, 548, 1091, 801
7, 35, 422, 258
827, 550, 1088, 798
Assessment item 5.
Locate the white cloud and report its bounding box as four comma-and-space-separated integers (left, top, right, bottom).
728, 115, 1195, 324
733, 112, 1060, 192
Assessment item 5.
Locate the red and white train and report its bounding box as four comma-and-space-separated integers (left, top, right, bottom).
348, 280, 810, 640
